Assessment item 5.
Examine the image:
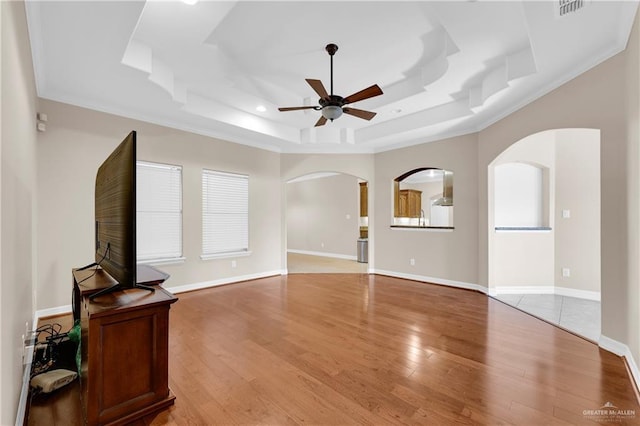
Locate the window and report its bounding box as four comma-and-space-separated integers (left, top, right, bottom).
136, 161, 183, 263
202, 170, 249, 258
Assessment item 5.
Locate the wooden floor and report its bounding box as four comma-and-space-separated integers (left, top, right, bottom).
30, 274, 639, 425
287, 252, 368, 274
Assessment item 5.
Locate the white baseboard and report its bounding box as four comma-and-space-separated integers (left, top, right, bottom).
36, 304, 73, 319
599, 335, 640, 395
372, 269, 487, 294
165, 270, 284, 294
492, 285, 600, 301
287, 249, 357, 261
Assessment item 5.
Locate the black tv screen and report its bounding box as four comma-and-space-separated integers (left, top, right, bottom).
94, 131, 137, 288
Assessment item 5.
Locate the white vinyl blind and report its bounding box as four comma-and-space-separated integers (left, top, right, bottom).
202, 170, 249, 256
136, 161, 183, 262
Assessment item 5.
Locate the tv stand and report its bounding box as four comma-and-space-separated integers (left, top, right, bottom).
88, 282, 154, 300
72, 267, 177, 425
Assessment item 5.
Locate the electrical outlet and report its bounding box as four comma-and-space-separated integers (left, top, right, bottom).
562, 268, 570, 277
321, 242, 324, 248
410, 258, 415, 266
562, 209, 571, 219
231, 260, 237, 268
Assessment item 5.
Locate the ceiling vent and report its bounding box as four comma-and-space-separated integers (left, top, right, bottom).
557, 0, 588, 17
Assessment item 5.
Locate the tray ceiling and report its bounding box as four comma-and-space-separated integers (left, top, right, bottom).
26, 1, 638, 153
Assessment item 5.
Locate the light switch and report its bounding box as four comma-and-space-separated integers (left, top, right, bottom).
562, 209, 571, 219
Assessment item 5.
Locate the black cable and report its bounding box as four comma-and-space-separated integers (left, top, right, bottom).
31, 322, 70, 378
75, 243, 110, 285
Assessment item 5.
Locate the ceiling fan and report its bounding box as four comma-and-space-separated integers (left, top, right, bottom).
278, 43, 384, 127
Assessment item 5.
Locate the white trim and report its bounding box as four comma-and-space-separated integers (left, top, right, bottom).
16, 364, 31, 426
287, 249, 357, 261
200, 251, 252, 261
16, 316, 38, 426
599, 335, 640, 394
493, 285, 600, 301
35, 304, 73, 319
371, 269, 487, 294
165, 270, 284, 294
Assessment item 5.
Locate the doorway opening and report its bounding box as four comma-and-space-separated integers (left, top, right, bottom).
286, 172, 368, 274
488, 128, 601, 341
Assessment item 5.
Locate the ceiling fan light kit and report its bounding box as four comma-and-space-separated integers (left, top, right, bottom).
321, 105, 342, 120
278, 43, 383, 127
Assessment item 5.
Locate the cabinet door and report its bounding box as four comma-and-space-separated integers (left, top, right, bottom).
359, 182, 368, 217
408, 191, 422, 218
398, 191, 408, 217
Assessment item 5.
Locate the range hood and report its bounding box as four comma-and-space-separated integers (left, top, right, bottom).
433, 170, 453, 206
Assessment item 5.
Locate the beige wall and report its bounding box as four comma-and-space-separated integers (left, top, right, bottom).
36, 99, 282, 307
286, 174, 359, 258
478, 29, 632, 352
1, 1, 38, 423
625, 10, 640, 374
373, 134, 479, 286
554, 129, 600, 293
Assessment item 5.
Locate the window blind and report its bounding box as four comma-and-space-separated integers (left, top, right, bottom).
202, 170, 249, 256
136, 161, 183, 261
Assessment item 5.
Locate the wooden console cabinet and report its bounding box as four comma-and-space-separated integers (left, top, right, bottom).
72, 268, 177, 425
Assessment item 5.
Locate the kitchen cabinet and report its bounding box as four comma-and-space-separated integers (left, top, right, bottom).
398, 189, 422, 218
359, 182, 368, 217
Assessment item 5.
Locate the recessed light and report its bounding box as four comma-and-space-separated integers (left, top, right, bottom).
256, 105, 267, 112
393, 108, 403, 114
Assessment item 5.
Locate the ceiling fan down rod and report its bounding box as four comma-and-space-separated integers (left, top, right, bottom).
326, 43, 338, 97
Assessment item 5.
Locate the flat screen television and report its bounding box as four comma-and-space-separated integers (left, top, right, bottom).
82, 131, 155, 299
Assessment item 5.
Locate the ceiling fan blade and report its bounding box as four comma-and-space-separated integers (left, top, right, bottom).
343, 84, 384, 105
343, 107, 377, 121
314, 116, 328, 127
278, 106, 317, 112
306, 79, 330, 100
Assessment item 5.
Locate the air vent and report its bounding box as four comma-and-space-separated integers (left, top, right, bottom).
558, 0, 587, 17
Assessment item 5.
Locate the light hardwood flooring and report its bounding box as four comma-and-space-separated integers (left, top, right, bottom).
29, 274, 640, 425
287, 252, 368, 274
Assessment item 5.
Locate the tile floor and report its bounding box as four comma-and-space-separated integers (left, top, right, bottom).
494, 293, 601, 341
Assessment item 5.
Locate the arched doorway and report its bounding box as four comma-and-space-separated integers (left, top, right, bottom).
286, 172, 368, 273
488, 128, 601, 340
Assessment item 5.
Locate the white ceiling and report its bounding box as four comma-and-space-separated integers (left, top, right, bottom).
26, 1, 638, 154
